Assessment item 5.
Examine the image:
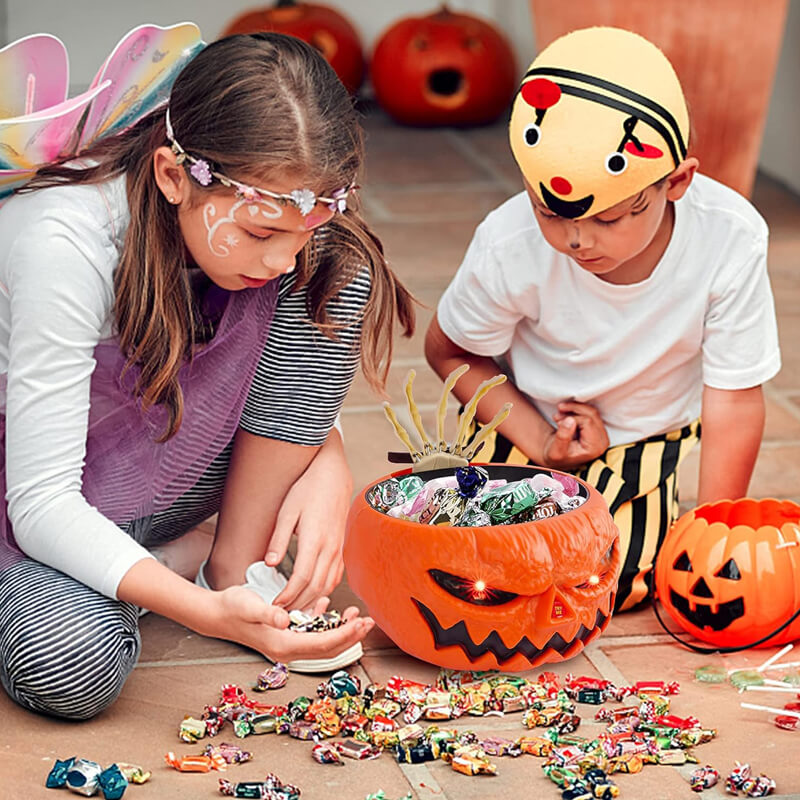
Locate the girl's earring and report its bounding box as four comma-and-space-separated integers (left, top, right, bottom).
169, 196, 176, 204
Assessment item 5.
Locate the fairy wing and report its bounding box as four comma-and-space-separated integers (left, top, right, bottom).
0, 82, 110, 173
0, 33, 69, 119
79, 21, 204, 148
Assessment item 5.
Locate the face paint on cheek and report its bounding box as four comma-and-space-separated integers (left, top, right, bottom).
258, 198, 283, 220
204, 199, 249, 257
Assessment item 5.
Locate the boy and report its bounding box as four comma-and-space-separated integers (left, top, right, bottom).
425, 27, 780, 611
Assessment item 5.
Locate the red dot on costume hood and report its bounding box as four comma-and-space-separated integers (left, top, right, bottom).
521, 78, 561, 109
550, 176, 572, 195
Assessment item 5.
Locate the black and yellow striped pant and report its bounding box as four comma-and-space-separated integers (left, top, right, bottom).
473, 420, 701, 612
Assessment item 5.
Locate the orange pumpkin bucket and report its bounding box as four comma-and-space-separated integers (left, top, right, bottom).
654, 498, 800, 648
344, 463, 620, 672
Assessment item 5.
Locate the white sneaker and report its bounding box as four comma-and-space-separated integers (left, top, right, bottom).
195, 560, 362, 673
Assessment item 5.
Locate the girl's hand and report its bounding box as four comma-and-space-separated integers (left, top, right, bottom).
543, 401, 609, 469
267, 431, 353, 612
210, 586, 373, 662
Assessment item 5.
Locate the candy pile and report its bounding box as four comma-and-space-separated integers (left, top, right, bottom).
367, 465, 586, 527
172, 668, 722, 795
46, 758, 150, 798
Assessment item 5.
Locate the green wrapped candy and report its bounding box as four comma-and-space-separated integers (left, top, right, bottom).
398, 475, 424, 502
479, 480, 539, 523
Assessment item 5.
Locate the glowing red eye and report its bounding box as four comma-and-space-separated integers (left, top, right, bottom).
521, 78, 561, 109
429, 570, 518, 606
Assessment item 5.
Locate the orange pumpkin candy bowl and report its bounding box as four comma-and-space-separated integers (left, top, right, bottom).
654, 497, 800, 649
343, 464, 620, 672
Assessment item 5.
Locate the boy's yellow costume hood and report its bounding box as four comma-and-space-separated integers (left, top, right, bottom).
509, 27, 689, 219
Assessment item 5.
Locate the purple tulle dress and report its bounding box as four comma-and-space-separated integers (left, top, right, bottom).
0, 278, 279, 571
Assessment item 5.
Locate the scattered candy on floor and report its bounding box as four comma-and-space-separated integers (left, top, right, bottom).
166, 667, 735, 797
45, 757, 146, 799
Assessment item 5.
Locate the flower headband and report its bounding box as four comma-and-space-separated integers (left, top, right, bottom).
164, 108, 356, 216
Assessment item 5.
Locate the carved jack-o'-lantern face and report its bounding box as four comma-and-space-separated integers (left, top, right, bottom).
655, 498, 800, 648
369, 7, 517, 127
344, 465, 620, 671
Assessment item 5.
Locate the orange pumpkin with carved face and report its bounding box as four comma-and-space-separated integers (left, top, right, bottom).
344, 465, 620, 671
370, 7, 516, 127
654, 498, 800, 648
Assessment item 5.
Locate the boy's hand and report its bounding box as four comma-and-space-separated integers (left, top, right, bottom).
543, 401, 609, 469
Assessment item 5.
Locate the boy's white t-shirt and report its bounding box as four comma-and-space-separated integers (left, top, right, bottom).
437, 173, 781, 448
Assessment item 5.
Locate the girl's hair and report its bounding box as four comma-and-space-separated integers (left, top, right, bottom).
26, 33, 415, 439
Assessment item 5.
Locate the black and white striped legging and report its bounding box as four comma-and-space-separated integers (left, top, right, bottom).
0, 261, 368, 720
0, 449, 230, 720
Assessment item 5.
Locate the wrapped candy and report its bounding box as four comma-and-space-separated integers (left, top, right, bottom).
479, 480, 540, 523
727, 762, 752, 793
94, 766, 128, 800
311, 743, 343, 766
218, 773, 300, 799
179, 716, 207, 743
318, 670, 361, 699
396, 742, 436, 763
455, 465, 489, 498
250, 714, 278, 734
335, 739, 381, 760
254, 663, 289, 691
115, 764, 150, 785
288, 610, 343, 632
366, 478, 404, 512
64, 759, 103, 797
415, 487, 467, 526
397, 475, 424, 502
444, 745, 497, 776
204, 743, 253, 765
165, 751, 227, 772
689, 765, 719, 791
46, 758, 76, 788
741, 774, 776, 797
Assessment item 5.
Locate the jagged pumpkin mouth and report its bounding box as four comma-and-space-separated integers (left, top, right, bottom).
669, 589, 745, 631
413, 599, 608, 664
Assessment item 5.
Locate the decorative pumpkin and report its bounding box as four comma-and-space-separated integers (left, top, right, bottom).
221, 0, 365, 94
344, 464, 620, 671
370, 5, 517, 127
654, 498, 800, 648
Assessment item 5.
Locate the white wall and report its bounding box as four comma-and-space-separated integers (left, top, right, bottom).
3, 1, 536, 90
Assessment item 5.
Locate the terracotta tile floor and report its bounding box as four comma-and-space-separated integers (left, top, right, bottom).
5, 111, 800, 799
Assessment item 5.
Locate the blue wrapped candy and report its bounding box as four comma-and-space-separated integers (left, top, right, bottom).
455, 465, 489, 499
46, 757, 76, 788
98, 764, 128, 800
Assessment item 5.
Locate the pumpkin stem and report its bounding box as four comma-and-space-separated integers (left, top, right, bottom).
275, 0, 297, 8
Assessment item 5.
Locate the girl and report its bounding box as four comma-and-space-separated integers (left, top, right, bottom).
0, 32, 414, 719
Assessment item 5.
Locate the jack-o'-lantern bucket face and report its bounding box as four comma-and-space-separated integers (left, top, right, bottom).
654, 498, 800, 648
344, 465, 620, 671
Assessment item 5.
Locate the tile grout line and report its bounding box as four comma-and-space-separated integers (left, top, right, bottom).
442, 129, 521, 195
397, 763, 450, 800
581, 642, 629, 687
764, 383, 800, 425
135, 655, 264, 668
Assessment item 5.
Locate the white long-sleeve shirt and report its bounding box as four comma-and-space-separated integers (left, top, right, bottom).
0, 176, 369, 598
